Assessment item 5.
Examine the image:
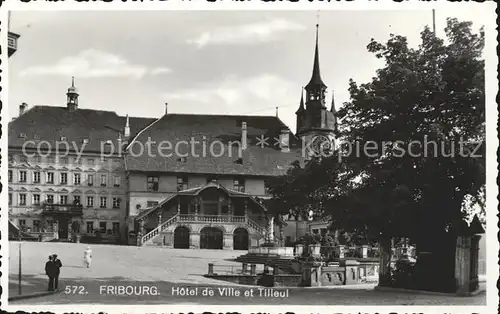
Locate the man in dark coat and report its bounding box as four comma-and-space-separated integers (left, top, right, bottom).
52, 254, 62, 290
45, 255, 55, 291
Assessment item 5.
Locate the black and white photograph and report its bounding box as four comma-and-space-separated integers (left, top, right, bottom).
1, 3, 497, 313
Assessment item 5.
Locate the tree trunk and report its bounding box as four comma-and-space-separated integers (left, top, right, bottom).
378, 236, 392, 287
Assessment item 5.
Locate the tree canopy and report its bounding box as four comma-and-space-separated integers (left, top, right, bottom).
268, 18, 485, 242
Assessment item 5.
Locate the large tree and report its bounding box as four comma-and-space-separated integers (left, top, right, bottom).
269, 18, 485, 286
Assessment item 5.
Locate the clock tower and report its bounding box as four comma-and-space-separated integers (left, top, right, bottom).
296, 23, 338, 158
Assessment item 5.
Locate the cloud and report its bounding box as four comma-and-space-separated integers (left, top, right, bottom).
187, 19, 306, 48
19, 49, 172, 79
162, 74, 299, 118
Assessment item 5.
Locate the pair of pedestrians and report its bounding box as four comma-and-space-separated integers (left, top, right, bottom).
45, 254, 63, 291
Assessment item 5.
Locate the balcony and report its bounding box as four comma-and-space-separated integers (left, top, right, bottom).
8, 32, 20, 57
178, 214, 246, 223
40, 203, 83, 216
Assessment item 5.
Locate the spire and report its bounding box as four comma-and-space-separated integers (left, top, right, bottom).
330, 90, 336, 113
275, 106, 279, 117
124, 114, 130, 138
295, 88, 305, 113
66, 76, 79, 111
305, 23, 327, 90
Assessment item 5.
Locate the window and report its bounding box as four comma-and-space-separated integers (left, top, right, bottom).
73, 195, 81, 205
47, 157, 55, 164
112, 222, 120, 235
34, 156, 41, 163
87, 174, 94, 186
87, 196, 94, 208
112, 197, 121, 209
19, 171, 27, 182
233, 178, 245, 192
99, 221, 107, 233
46, 194, 54, 204
33, 194, 40, 205
87, 159, 95, 166
86, 221, 94, 234
147, 176, 159, 192
206, 176, 217, 184
9, 193, 12, 205
147, 201, 159, 208
8, 170, 12, 182
33, 220, 41, 232
20, 155, 28, 163
100, 174, 107, 187
73, 157, 82, 165
177, 176, 188, 191
46, 220, 54, 232
114, 176, 121, 187
8, 154, 14, 163
74, 173, 81, 185
46, 172, 54, 184
60, 195, 68, 205
312, 229, 319, 235
100, 197, 107, 208
19, 219, 26, 227
33, 171, 41, 183
60, 157, 68, 165
60, 173, 68, 184
264, 181, 271, 195
19, 194, 26, 206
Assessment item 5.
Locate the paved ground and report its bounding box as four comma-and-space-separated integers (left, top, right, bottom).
8, 242, 486, 305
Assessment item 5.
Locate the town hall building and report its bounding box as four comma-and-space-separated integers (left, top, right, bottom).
8, 24, 338, 249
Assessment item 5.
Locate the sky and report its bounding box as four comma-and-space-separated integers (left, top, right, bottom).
8, 8, 489, 134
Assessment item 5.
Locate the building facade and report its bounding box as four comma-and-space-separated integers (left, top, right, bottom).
8, 24, 338, 249
8, 79, 155, 243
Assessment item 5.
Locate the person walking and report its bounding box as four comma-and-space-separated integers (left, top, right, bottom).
83, 246, 92, 268
45, 255, 56, 291
52, 254, 62, 290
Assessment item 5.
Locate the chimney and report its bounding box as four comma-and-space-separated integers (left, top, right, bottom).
124, 114, 130, 138
279, 128, 290, 153
19, 103, 27, 116
241, 122, 248, 150
165, 102, 168, 115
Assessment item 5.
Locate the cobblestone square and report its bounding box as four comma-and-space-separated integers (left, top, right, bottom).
8, 242, 486, 306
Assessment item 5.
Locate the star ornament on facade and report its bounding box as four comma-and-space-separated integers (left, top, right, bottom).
255, 135, 269, 148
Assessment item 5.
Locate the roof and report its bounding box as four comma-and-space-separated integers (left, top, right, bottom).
124, 113, 305, 176
9, 106, 156, 154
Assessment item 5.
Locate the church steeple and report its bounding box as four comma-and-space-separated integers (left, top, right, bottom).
304, 23, 327, 109
330, 90, 338, 132
66, 76, 79, 112
295, 88, 305, 114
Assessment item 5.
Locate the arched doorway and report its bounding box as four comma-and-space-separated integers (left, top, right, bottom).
200, 227, 223, 249
174, 226, 190, 249
233, 228, 249, 250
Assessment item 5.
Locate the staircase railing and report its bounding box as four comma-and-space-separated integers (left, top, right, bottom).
141, 214, 179, 245
246, 217, 266, 235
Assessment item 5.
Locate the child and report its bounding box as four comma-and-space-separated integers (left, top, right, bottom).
84, 246, 92, 268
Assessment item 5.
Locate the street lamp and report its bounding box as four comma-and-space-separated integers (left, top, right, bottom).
18, 234, 22, 295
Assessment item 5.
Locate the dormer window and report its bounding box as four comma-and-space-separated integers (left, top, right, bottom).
19, 133, 27, 138
178, 157, 187, 163
82, 139, 89, 144
60, 136, 67, 141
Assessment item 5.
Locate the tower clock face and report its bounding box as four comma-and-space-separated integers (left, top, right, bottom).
310, 135, 333, 157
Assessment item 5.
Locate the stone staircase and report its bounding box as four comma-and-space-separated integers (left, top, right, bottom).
140, 214, 267, 246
